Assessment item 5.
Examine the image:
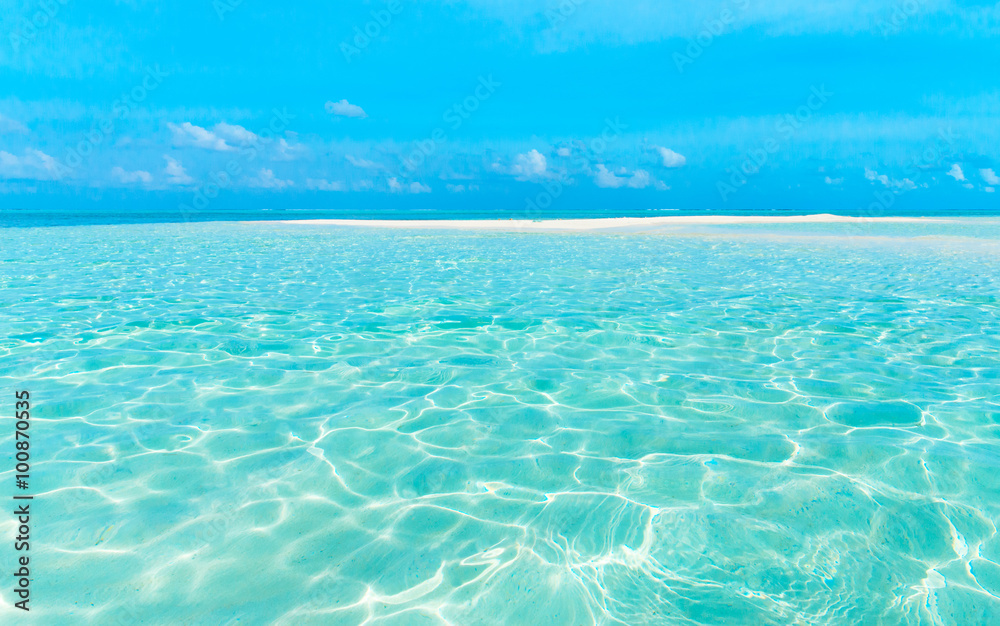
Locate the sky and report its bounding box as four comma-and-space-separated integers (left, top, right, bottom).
1, 0, 999, 218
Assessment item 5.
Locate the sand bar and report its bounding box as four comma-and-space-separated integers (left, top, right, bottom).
253, 214, 952, 233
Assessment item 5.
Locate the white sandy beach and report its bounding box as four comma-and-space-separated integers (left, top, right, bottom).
255, 214, 949, 233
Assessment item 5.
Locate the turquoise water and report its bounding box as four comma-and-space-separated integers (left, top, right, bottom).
2, 219, 1000, 624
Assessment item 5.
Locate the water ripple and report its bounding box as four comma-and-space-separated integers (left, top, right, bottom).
1, 220, 999, 623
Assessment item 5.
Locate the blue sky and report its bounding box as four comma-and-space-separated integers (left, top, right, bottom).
1, 0, 999, 217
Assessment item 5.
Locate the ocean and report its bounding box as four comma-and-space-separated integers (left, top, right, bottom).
2, 217, 999, 623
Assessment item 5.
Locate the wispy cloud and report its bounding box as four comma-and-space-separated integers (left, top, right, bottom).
168, 122, 236, 152
213, 122, 259, 145
475, 0, 1000, 52
248, 168, 294, 190
111, 166, 153, 184
346, 154, 379, 169
865, 167, 916, 191
0, 149, 62, 180
389, 178, 431, 194
305, 179, 347, 192
593, 164, 655, 189
0, 113, 29, 134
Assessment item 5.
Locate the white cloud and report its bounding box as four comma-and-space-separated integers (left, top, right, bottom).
167, 122, 235, 151
986, 187, 996, 193
111, 166, 153, 184
980, 168, 1000, 185
0, 149, 63, 180
946, 163, 965, 181
248, 168, 293, 190
446, 183, 479, 193
274, 138, 306, 161
388, 178, 431, 194
346, 155, 379, 169
213, 122, 258, 146
824, 176, 844, 185
326, 99, 367, 119
164, 156, 193, 185
656, 147, 686, 168
593, 164, 653, 189
167, 121, 303, 160
305, 178, 346, 192
510, 149, 548, 180
0, 113, 29, 134
864, 167, 915, 191
627, 169, 651, 188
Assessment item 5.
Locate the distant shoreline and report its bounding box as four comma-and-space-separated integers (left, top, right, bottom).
248, 214, 952, 232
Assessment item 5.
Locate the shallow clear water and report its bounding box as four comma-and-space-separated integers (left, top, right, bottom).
2, 219, 1000, 624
